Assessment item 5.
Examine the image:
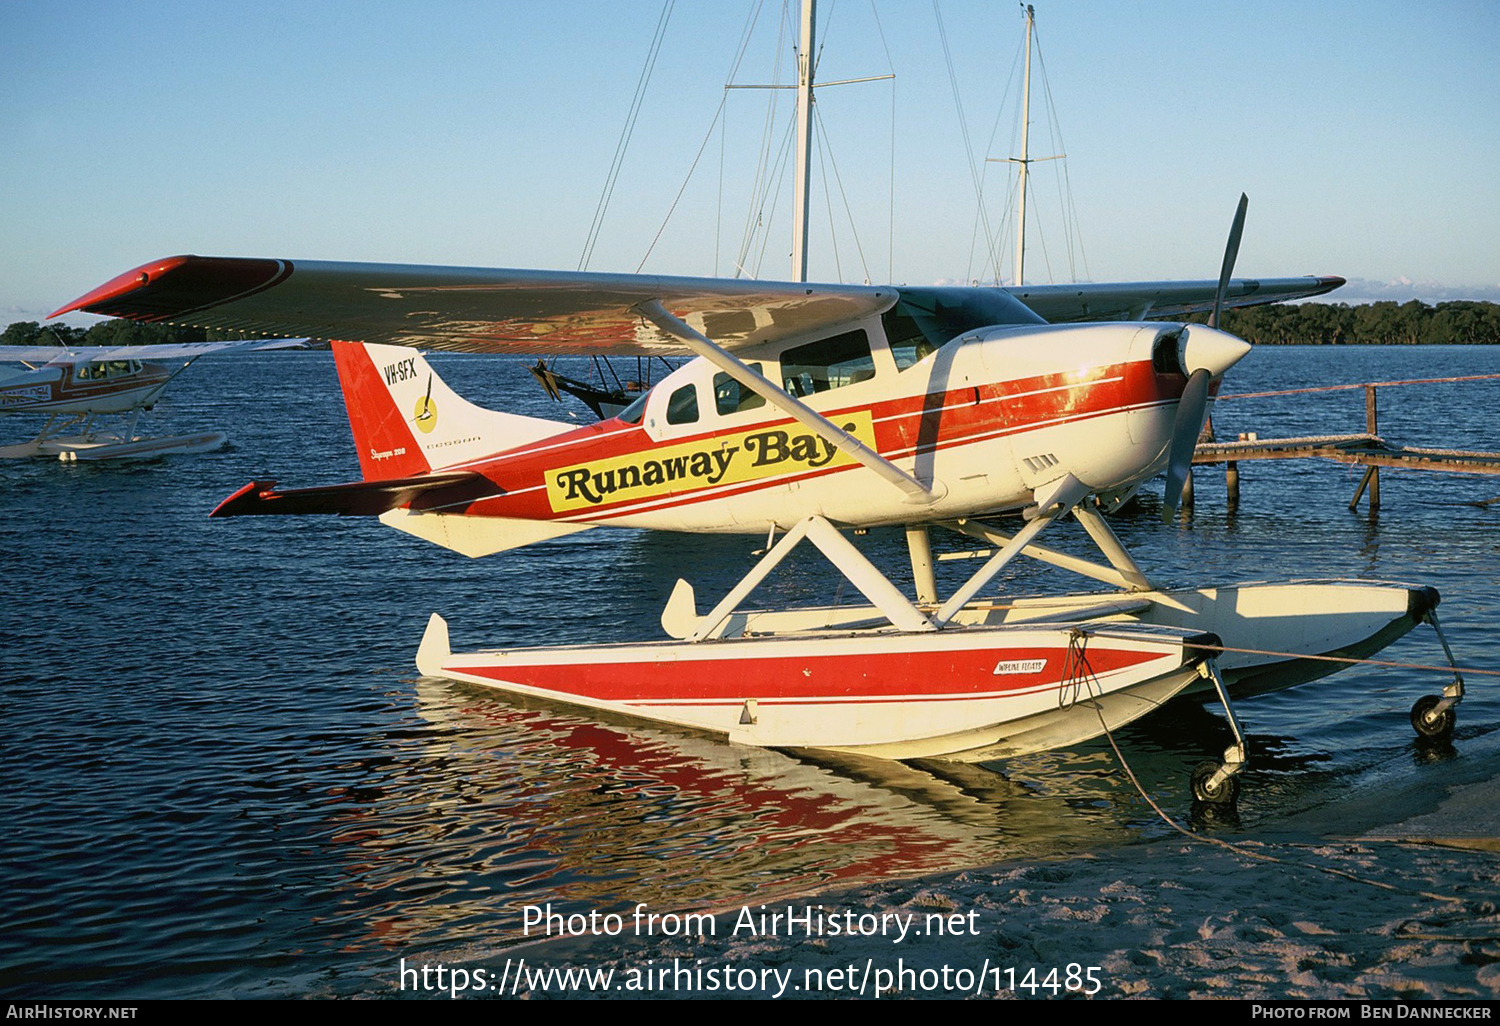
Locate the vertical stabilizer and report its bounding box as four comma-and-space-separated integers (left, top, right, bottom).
332, 342, 573, 481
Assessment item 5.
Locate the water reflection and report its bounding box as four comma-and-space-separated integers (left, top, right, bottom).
304, 675, 1265, 965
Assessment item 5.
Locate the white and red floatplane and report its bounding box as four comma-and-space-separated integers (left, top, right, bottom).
0, 340, 306, 460
51, 200, 1466, 803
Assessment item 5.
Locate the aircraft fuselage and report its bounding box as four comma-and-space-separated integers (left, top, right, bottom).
0, 359, 171, 416
369, 320, 1207, 538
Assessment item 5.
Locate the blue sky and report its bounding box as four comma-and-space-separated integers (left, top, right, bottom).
4, 0, 1498, 327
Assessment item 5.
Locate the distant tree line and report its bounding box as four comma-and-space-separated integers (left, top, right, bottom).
1, 319, 265, 347
1207, 300, 1500, 345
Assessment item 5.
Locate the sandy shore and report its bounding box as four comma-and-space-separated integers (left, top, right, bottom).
496, 738, 1500, 1000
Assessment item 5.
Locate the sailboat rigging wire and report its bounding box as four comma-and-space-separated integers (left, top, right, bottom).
1035, 38, 1090, 281
814, 106, 875, 283
579, 0, 675, 272
814, 0, 836, 76
935, 0, 1004, 285
745, 115, 799, 279
815, 114, 844, 281
1033, 183, 1056, 285
1026, 28, 1057, 285
867, 0, 897, 283
641, 1, 770, 273
730, 5, 796, 277
971, 32, 1023, 284
807, 0, 889, 284
638, 95, 726, 273
1031, 30, 1090, 284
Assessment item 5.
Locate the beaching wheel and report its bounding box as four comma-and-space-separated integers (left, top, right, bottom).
1410, 695, 1456, 740
1190, 760, 1238, 805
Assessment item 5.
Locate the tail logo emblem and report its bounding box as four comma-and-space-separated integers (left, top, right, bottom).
412, 374, 438, 434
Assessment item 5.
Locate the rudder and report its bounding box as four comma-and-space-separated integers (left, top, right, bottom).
332, 341, 573, 481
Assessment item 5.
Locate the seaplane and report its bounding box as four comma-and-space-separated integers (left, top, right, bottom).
48, 197, 1468, 803
0, 338, 307, 459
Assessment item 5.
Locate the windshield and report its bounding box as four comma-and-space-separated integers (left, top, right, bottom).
617, 389, 650, 425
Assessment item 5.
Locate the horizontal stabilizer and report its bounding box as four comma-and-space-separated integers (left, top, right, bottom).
210, 471, 496, 518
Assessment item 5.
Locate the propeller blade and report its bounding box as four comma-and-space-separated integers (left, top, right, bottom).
1161, 368, 1211, 522
1210, 193, 1249, 330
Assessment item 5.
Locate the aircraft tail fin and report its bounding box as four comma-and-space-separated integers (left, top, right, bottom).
332, 341, 573, 480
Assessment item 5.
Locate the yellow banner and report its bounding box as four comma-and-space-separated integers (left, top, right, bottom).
546, 411, 876, 512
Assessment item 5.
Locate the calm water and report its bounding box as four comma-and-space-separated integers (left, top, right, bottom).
2, 345, 1498, 998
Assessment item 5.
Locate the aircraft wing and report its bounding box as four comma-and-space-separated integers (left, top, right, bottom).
52, 256, 897, 355
53, 255, 1343, 351
0, 339, 310, 364
1007, 276, 1345, 323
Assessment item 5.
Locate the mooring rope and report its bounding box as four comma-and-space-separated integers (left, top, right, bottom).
1192, 642, 1498, 679
1067, 632, 1469, 905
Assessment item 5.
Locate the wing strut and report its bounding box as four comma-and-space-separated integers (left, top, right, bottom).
633, 299, 940, 504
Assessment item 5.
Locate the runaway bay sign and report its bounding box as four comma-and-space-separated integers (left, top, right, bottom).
546, 412, 877, 512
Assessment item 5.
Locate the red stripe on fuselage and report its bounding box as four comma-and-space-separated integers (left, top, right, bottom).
410, 358, 1183, 523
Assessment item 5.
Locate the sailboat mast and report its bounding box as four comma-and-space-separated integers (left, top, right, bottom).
1015, 3, 1034, 287
792, 0, 816, 283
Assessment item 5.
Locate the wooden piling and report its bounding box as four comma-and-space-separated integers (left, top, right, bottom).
1363, 384, 1380, 511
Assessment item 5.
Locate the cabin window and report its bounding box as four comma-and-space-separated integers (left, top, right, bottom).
780, 329, 873, 396
665, 383, 699, 425
714, 364, 766, 415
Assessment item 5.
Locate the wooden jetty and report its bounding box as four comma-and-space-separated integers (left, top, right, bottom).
1191, 374, 1500, 511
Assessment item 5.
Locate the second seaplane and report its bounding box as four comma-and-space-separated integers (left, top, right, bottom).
51, 202, 1465, 799
0, 338, 307, 459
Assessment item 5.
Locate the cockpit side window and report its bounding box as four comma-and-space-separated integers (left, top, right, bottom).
780, 329, 872, 396
665, 383, 699, 425
882, 305, 939, 371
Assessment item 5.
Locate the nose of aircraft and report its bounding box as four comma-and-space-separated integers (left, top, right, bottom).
1181, 323, 1252, 378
